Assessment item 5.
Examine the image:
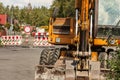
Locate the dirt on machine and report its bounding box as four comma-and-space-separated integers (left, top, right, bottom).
35, 0, 120, 80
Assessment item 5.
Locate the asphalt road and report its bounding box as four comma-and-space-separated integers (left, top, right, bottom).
0, 47, 43, 80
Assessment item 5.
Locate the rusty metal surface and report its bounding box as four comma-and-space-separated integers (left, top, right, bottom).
53, 18, 70, 26
35, 66, 65, 80
35, 59, 65, 80
77, 77, 89, 80
35, 59, 110, 80
35, 59, 75, 80
76, 71, 89, 77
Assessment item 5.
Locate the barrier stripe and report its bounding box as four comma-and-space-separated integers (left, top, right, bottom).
33, 35, 52, 46
1, 35, 22, 46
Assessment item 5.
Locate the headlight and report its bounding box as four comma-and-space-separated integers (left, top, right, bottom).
108, 39, 115, 44
107, 35, 116, 45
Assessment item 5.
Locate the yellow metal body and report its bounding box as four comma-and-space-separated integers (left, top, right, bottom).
94, 38, 118, 46
91, 52, 98, 61
48, 0, 119, 54
48, 18, 75, 45
37, 1, 120, 80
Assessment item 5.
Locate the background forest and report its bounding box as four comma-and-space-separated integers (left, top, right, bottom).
0, 0, 75, 28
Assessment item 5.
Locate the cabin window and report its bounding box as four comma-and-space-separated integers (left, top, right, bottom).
53, 26, 70, 34
98, 0, 120, 25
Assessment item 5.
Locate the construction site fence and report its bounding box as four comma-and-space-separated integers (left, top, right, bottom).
0, 33, 54, 48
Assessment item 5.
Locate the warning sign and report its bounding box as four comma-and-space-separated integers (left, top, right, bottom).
24, 26, 31, 33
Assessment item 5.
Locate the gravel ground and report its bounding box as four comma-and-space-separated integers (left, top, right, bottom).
0, 47, 43, 80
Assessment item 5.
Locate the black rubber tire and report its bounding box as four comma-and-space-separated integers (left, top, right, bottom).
39, 49, 50, 65
39, 48, 60, 65
98, 52, 108, 68
48, 48, 60, 65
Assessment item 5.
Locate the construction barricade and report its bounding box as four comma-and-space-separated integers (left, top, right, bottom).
1, 35, 22, 46
33, 32, 53, 47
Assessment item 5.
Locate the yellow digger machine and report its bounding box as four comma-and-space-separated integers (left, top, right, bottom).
35, 0, 120, 80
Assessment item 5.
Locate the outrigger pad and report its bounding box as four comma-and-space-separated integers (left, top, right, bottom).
65, 60, 76, 80
89, 61, 100, 80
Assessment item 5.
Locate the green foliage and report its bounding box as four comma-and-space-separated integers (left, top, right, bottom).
0, 3, 5, 14
51, 0, 75, 17
107, 50, 120, 80
0, 25, 4, 30
4, 23, 11, 30
0, 2, 50, 27
13, 23, 20, 32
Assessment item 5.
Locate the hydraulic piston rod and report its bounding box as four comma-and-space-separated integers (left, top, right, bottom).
75, 9, 79, 36
90, 10, 93, 39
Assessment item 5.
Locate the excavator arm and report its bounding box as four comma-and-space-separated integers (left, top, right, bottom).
35, 0, 120, 80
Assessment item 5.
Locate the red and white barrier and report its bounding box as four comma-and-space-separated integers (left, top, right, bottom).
35, 32, 49, 36
1, 35, 22, 46
33, 32, 52, 46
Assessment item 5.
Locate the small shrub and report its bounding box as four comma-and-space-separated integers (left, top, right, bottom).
107, 50, 120, 80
